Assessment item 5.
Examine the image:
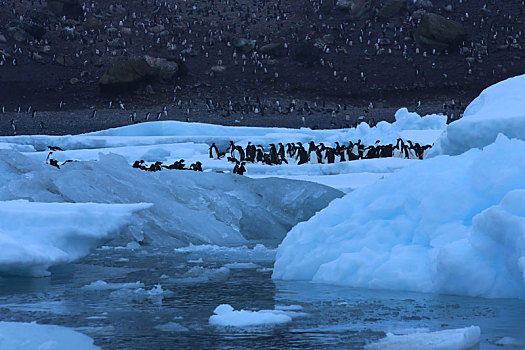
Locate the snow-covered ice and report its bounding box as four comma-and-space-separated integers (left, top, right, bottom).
273, 135, 525, 299
0, 321, 99, 350
365, 326, 480, 350
209, 304, 306, 327
432, 74, 525, 156
0, 200, 150, 277
0, 149, 341, 251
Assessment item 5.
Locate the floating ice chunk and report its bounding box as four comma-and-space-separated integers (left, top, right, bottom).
154, 322, 189, 332
110, 284, 173, 304
0, 321, 99, 350
365, 326, 480, 350
176, 266, 231, 283
275, 305, 303, 311
495, 337, 525, 347
223, 262, 260, 269
0, 200, 151, 277
209, 304, 292, 327
174, 244, 276, 262
81, 280, 145, 291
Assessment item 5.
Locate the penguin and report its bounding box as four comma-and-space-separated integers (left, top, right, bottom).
235, 145, 245, 161
49, 158, 60, 169
277, 142, 288, 164
233, 161, 240, 174
236, 162, 246, 175
297, 144, 308, 165
255, 145, 264, 162
209, 142, 220, 159
308, 141, 318, 164
269, 144, 278, 164
393, 138, 406, 158
48, 146, 64, 151
245, 142, 256, 162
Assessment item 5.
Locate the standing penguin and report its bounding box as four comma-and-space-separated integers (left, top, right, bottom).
277, 142, 288, 164
269, 144, 278, 164
209, 142, 220, 159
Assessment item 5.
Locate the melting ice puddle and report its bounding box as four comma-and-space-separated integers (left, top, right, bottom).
0, 245, 523, 349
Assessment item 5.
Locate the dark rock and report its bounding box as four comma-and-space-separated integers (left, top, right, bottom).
99, 57, 158, 91
378, 0, 406, 18
259, 42, 284, 56
144, 55, 179, 80
47, 0, 83, 19
7, 25, 29, 42
211, 65, 227, 72
56, 54, 74, 66
108, 38, 126, 49
414, 0, 433, 9
0, 34, 6, 43
414, 13, 466, 49
21, 22, 46, 39
347, 0, 373, 19
232, 38, 256, 53
335, 0, 353, 10
83, 17, 103, 31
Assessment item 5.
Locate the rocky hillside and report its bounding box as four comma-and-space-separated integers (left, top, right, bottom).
0, 0, 523, 114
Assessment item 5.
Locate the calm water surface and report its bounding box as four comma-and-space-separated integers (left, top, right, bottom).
0, 244, 523, 349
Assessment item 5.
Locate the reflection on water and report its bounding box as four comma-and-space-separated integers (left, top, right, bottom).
0, 244, 523, 349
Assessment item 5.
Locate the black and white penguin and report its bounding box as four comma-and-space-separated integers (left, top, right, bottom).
269, 144, 278, 165
209, 142, 220, 159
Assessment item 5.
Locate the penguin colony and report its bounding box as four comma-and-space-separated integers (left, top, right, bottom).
211, 138, 432, 168
43, 137, 430, 175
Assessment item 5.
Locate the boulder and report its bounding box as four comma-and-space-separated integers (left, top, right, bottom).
47, 0, 83, 19
232, 38, 256, 53
99, 57, 158, 89
259, 42, 284, 56
414, 13, 466, 49
378, 0, 406, 18
83, 17, 103, 30
20, 22, 46, 39
414, 0, 433, 9
144, 55, 179, 80
55, 54, 73, 66
211, 65, 226, 72
335, 0, 353, 10
7, 25, 28, 42
336, 0, 372, 19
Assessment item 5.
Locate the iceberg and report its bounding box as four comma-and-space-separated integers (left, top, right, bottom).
0, 200, 150, 277
0, 150, 342, 246
273, 135, 525, 299
432, 74, 525, 156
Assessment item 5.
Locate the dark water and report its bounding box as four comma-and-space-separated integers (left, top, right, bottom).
0, 244, 524, 349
